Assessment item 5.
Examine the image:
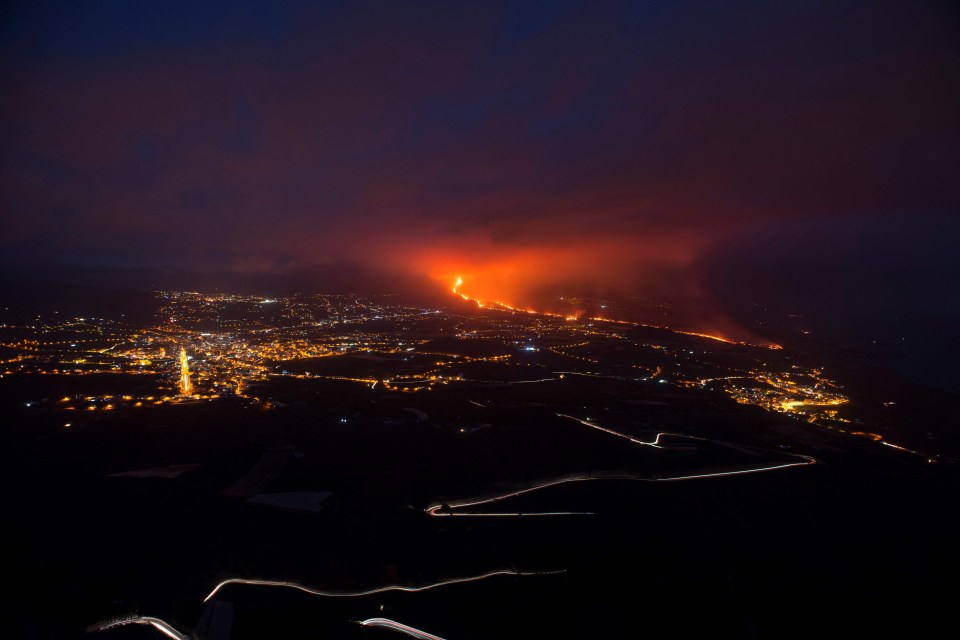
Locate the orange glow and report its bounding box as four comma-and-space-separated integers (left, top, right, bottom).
450, 276, 539, 315
675, 330, 781, 349
397, 227, 795, 350
448, 275, 780, 349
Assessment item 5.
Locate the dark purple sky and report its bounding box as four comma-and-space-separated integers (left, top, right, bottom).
2, 1, 958, 343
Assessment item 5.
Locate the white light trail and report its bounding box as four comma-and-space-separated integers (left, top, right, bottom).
436, 511, 594, 516
881, 440, 923, 455
426, 415, 815, 517
87, 616, 187, 640
358, 618, 447, 640
556, 413, 676, 448
149, 620, 185, 640
426, 476, 602, 516
653, 461, 816, 481
203, 568, 563, 602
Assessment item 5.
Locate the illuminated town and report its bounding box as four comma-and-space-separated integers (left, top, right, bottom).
0, 284, 929, 457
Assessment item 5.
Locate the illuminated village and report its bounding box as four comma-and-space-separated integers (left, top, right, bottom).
0, 281, 921, 455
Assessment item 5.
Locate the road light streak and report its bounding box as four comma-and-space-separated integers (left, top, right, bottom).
87, 616, 187, 640
881, 440, 923, 455
556, 413, 676, 448
149, 620, 185, 640
427, 415, 815, 517
203, 568, 563, 602
358, 618, 447, 640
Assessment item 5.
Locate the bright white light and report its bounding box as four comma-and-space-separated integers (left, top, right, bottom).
359, 618, 447, 640
203, 568, 563, 602
426, 415, 816, 517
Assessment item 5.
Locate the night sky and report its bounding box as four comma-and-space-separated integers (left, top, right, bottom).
2, 1, 959, 381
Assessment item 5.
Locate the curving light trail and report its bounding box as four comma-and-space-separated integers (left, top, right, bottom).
87, 615, 187, 640
92, 571, 563, 637
426, 414, 815, 517
557, 414, 815, 473
556, 413, 679, 448
426, 476, 604, 516
358, 618, 447, 640
204, 568, 563, 603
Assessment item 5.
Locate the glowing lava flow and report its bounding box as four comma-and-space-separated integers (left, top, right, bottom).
203, 568, 563, 603
674, 329, 782, 348
452, 276, 574, 319
358, 618, 447, 640
425, 414, 815, 517
450, 277, 780, 348
452, 275, 472, 303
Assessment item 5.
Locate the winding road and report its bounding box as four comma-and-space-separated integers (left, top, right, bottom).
87, 615, 187, 640
358, 617, 447, 639
204, 568, 563, 602
426, 414, 816, 517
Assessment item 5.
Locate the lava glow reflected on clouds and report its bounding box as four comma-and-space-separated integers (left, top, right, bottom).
392, 227, 789, 345
418, 239, 687, 311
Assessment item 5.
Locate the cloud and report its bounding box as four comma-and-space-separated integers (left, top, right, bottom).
0, 0, 956, 316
